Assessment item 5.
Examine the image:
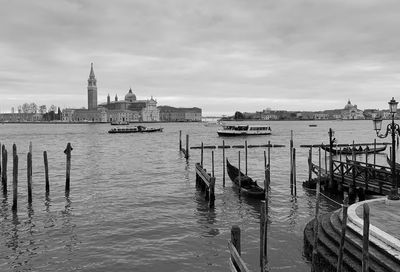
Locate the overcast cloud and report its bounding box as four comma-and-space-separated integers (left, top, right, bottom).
1, 0, 400, 115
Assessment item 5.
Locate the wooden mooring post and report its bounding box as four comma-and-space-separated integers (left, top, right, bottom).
12, 144, 18, 212
186, 134, 189, 159
245, 140, 248, 175
336, 197, 349, 272
179, 130, 182, 151
44, 151, 50, 195
27, 152, 32, 204
212, 150, 215, 177
238, 151, 241, 195
228, 225, 250, 272
311, 147, 321, 272
195, 163, 215, 208
64, 143, 73, 195
260, 200, 269, 272
362, 203, 370, 272
290, 130, 293, 195
1, 145, 7, 195
201, 142, 204, 167
308, 147, 312, 182
223, 140, 226, 187
293, 148, 297, 196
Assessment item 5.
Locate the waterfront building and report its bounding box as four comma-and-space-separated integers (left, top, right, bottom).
158, 106, 202, 122
341, 99, 365, 119
61, 64, 160, 123
313, 113, 329, 120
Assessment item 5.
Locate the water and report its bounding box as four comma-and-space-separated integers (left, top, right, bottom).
0, 120, 392, 271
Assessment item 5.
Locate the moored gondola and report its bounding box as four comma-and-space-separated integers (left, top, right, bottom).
226, 159, 265, 199
321, 144, 386, 155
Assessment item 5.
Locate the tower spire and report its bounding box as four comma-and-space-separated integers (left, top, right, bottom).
87, 63, 97, 110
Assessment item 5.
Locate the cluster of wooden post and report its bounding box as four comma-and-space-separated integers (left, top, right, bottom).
195, 163, 215, 208
0, 142, 73, 212
229, 200, 270, 272
179, 130, 189, 159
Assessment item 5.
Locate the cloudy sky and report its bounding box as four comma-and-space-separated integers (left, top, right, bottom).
1, 0, 400, 115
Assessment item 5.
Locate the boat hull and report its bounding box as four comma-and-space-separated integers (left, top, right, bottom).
217, 131, 271, 137
226, 159, 265, 199
321, 145, 386, 155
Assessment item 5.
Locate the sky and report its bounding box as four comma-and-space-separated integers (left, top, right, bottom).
1, 0, 400, 116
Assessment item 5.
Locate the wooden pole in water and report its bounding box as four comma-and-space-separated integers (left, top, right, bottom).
186, 134, 189, 159
231, 225, 241, 255
267, 140, 271, 167
245, 140, 248, 175
260, 200, 268, 272
238, 151, 241, 194
308, 147, 312, 182
1, 145, 7, 195
290, 130, 293, 195
324, 147, 327, 174
0, 142, 2, 176
179, 130, 182, 151
264, 151, 270, 199
212, 150, 215, 177
201, 142, 204, 167
362, 203, 370, 272
336, 196, 349, 272
293, 148, 297, 196
12, 144, 18, 212
27, 152, 32, 204
311, 147, 321, 272
64, 143, 73, 195
209, 177, 215, 208
352, 140, 356, 161
29, 141, 32, 178
365, 148, 368, 165
373, 139, 376, 167
222, 140, 226, 187
44, 151, 49, 195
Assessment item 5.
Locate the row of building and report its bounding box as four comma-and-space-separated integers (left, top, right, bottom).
0, 64, 202, 123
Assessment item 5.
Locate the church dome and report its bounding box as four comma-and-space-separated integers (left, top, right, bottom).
344, 99, 353, 110
125, 88, 136, 102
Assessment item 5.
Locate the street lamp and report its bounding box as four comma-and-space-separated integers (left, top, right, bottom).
373, 97, 400, 200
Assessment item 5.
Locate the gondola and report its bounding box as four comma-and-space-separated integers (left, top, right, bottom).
226, 159, 265, 199
320, 144, 386, 155
386, 156, 400, 170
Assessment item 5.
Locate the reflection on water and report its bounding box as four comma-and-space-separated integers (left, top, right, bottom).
0, 121, 386, 271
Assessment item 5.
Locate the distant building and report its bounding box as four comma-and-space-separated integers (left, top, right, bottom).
158, 106, 202, 121
62, 63, 160, 122
341, 99, 365, 120
313, 113, 329, 120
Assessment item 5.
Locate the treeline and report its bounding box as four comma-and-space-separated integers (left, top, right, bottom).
14, 102, 62, 121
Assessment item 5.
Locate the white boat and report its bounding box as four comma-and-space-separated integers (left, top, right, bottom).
217, 124, 271, 136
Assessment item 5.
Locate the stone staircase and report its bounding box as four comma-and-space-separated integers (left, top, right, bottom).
304, 209, 400, 272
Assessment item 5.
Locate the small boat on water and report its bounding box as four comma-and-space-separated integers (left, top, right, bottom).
226, 159, 265, 199
309, 124, 317, 127
217, 124, 271, 136
321, 144, 386, 155
108, 125, 163, 134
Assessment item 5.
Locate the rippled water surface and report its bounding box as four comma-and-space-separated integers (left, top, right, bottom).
0, 120, 392, 271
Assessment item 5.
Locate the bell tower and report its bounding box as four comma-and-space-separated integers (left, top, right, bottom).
87, 63, 97, 110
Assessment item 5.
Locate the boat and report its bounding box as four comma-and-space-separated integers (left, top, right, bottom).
309, 124, 317, 127
137, 125, 163, 133
226, 159, 265, 199
386, 156, 400, 170
217, 124, 271, 136
111, 120, 129, 125
108, 125, 163, 134
321, 144, 386, 155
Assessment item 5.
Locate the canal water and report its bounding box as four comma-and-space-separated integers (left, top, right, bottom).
0, 120, 392, 271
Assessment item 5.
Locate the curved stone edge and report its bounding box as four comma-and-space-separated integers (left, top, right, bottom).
346, 197, 400, 260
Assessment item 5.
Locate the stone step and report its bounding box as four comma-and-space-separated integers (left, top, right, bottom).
331, 209, 400, 271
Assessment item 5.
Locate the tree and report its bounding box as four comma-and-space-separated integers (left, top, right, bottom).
234, 111, 244, 120
22, 103, 30, 113
49, 105, 57, 113
39, 105, 47, 114
29, 102, 38, 113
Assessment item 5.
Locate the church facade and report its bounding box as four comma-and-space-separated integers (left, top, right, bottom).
62, 63, 159, 122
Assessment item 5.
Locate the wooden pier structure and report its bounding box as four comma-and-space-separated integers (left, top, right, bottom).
195, 163, 215, 208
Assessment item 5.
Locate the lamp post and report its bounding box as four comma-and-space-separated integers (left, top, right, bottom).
373, 97, 400, 200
